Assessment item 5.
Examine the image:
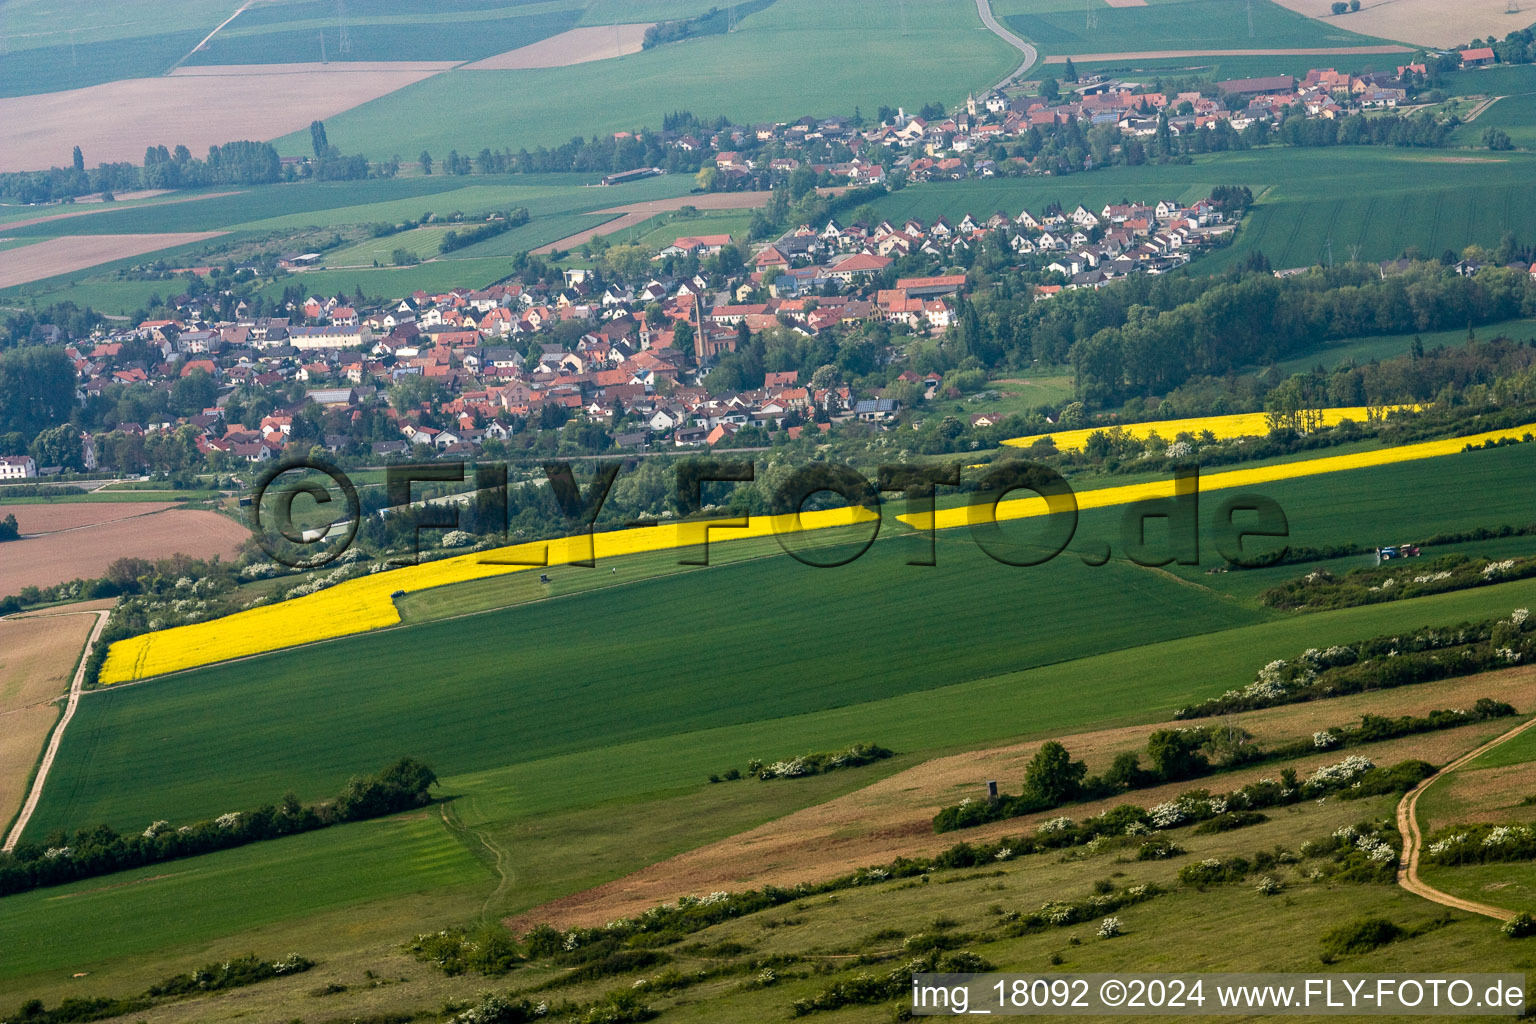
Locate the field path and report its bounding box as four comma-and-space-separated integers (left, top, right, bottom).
975, 0, 1039, 91
2, 608, 111, 852
171, 0, 252, 71
1394, 714, 1536, 922
1462, 95, 1505, 123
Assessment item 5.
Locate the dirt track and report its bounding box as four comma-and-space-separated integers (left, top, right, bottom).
466, 24, 654, 70
1394, 716, 1536, 923
1043, 45, 1411, 63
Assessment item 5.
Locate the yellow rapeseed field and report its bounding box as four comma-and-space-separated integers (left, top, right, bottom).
901, 422, 1536, 533
1004, 407, 1411, 454
99, 505, 879, 684
102, 423, 1536, 684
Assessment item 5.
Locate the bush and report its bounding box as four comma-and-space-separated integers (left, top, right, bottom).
1503, 912, 1536, 938
1322, 916, 1404, 957
1194, 811, 1269, 834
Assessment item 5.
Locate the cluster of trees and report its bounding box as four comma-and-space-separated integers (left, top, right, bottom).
0, 758, 437, 897
0, 346, 75, 438
1462, 27, 1536, 66
1046, 263, 1536, 404
438, 208, 530, 253
430, 132, 706, 178
0, 138, 287, 202
307, 120, 373, 181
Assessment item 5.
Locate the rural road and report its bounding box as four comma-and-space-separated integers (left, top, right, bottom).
2, 608, 112, 852
976, 0, 1038, 93
1394, 714, 1536, 922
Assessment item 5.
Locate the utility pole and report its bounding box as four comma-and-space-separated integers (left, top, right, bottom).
337, 0, 352, 54
1086, 0, 1098, 32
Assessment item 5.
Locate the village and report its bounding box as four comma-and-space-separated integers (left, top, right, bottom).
2, 52, 1485, 474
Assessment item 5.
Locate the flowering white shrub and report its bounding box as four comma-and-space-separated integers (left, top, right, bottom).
1097, 917, 1122, 938
994, 847, 1014, 861
1037, 816, 1073, 835
142, 820, 169, 839
1313, 730, 1339, 750
43, 846, 71, 860
1166, 441, 1193, 458
1356, 835, 1396, 862
1484, 560, 1517, 579
1514, 608, 1530, 626
1149, 802, 1185, 828
1306, 755, 1373, 789
1426, 833, 1468, 857
441, 530, 473, 548
1483, 825, 1533, 847
215, 811, 242, 829
1412, 571, 1453, 585
1254, 875, 1281, 895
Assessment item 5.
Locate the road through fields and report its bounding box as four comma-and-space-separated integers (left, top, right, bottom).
976, 0, 1038, 92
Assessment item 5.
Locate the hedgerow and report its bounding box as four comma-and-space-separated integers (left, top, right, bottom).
0, 758, 437, 898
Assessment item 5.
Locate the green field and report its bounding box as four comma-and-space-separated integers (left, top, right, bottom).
995, 0, 1392, 58
275, 0, 1019, 160
1453, 91, 1536, 149
322, 225, 460, 266
625, 209, 754, 252
184, 3, 583, 66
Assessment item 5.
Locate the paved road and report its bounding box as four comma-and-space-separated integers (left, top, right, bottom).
975, 0, 1039, 93
1394, 714, 1536, 922
3, 608, 112, 852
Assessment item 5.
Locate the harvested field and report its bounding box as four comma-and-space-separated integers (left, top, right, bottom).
465, 24, 654, 70
0, 66, 448, 172
5, 502, 177, 536
1043, 44, 1411, 62
0, 610, 98, 831
1103, 0, 1148, 6
0, 510, 246, 596
511, 666, 1536, 930
533, 188, 844, 253
1267, 0, 1535, 48
0, 234, 224, 289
